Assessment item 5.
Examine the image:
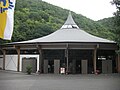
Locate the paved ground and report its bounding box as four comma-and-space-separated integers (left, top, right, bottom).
0, 70, 120, 90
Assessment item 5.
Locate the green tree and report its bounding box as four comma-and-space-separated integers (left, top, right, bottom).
112, 0, 120, 53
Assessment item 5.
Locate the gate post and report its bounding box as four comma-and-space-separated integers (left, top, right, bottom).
37, 45, 43, 74
93, 44, 99, 74
15, 46, 20, 72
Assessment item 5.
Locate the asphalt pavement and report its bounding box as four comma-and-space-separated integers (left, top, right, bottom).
0, 70, 120, 90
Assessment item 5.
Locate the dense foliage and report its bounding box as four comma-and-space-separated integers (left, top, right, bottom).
112, 0, 120, 53
0, 0, 116, 43
97, 17, 115, 40
99, 0, 120, 53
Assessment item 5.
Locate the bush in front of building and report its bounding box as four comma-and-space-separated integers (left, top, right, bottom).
26, 65, 32, 75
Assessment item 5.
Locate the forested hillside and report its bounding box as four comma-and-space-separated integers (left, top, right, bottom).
0, 0, 115, 43
97, 17, 115, 39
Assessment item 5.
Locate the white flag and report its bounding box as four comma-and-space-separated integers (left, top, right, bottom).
0, 0, 16, 40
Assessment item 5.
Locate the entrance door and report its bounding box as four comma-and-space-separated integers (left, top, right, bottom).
81, 60, 88, 74
76, 60, 81, 74
44, 60, 60, 74
107, 60, 112, 73
102, 60, 112, 73
54, 60, 60, 74
48, 60, 54, 73
72, 60, 76, 74
22, 58, 37, 73
44, 60, 48, 74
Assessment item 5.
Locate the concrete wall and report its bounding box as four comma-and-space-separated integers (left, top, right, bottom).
0, 55, 3, 69
0, 55, 39, 72
5, 55, 18, 71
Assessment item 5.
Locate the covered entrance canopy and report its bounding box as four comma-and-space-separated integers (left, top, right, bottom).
0, 12, 119, 74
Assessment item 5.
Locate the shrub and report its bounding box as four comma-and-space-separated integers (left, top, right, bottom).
26, 65, 32, 75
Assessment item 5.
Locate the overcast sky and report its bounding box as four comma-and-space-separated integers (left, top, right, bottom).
42, 0, 116, 21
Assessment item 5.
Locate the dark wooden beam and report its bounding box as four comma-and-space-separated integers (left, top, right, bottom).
36, 45, 43, 73
93, 46, 97, 74
15, 46, 20, 72
66, 44, 69, 74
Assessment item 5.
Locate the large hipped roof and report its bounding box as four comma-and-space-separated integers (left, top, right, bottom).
13, 12, 115, 44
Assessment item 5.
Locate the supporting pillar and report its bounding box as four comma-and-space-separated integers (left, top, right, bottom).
16, 46, 20, 72
66, 44, 69, 74
37, 45, 43, 73
118, 54, 120, 73
2, 49, 6, 70
93, 47, 97, 74
39, 49, 43, 73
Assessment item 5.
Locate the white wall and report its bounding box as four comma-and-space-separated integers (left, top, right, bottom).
0, 54, 39, 72
5, 55, 18, 71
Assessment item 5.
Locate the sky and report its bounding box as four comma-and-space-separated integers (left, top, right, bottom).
42, 0, 116, 21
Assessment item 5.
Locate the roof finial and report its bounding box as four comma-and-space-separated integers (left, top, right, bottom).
61, 11, 79, 29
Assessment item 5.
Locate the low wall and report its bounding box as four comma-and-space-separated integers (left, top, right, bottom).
0, 55, 39, 72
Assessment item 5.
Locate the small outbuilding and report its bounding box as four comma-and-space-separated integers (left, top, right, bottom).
0, 12, 119, 74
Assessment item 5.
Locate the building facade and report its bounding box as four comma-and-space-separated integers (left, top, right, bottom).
0, 12, 119, 74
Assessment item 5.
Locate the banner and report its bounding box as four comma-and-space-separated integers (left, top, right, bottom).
0, 0, 16, 40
